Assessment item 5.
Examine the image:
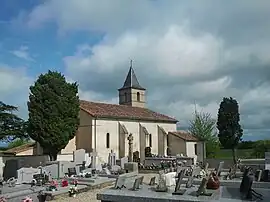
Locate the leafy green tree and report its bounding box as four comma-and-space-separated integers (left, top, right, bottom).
0, 101, 27, 141
217, 97, 243, 164
189, 110, 220, 158
251, 140, 270, 158
27, 71, 80, 160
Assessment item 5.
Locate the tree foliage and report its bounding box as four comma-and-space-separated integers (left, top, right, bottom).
189, 110, 220, 158
217, 97, 243, 163
27, 71, 80, 160
251, 140, 270, 158
0, 101, 27, 141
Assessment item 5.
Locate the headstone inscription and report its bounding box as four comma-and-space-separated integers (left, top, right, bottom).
114, 176, 126, 190
172, 169, 186, 195
149, 177, 156, 186
196, 178, 212, 197
127, 133, 134, 162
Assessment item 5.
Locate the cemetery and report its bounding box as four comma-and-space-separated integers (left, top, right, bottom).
1, 134, 270, 201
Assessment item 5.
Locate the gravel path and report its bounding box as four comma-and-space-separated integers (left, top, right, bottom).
54, 173, 158, 202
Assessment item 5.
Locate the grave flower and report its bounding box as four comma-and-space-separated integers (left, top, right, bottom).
69, 186, 78, 197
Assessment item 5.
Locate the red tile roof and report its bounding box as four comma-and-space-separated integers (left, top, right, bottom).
169, 131, 200, 141
3, 142, 35, 155
80, 100, 178, 123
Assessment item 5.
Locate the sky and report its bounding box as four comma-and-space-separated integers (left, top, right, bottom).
0, 0, 270, 141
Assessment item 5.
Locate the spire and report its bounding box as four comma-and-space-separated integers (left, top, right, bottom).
119, 60, 145, 90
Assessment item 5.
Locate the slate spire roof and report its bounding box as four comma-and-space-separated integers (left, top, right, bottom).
119, 60, 146, 91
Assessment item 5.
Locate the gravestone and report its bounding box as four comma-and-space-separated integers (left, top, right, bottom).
138, 176, 144, 185
90, 152, 97, 169
256, 170, 262, 182
118, 157, 128, 169
155, 172, 168, 192
265, 152, 270, 170
84, 153, 91, 167
68, 167, 77, 176
127, 133, 134, 162
73, 149, 86, 164
196, 178, 212, 197
108, 150, 116, 167
149, 177, 156, 186
17, 167, 40, 184
42, 164, 58, 179
240, 172, 263, 200
103, 167, 111, 175
114, 176, 126, 189
186, 175, 194, 188
172, 169, 186, 195
192, 167, 201, 178
216, 161, 224, 176
130, 178, 141, 191
240, 167, 251, 193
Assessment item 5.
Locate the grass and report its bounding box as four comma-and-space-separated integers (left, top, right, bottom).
215, 149, 253, 159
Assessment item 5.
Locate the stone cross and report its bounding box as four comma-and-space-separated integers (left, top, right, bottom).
127, 133, 134, 162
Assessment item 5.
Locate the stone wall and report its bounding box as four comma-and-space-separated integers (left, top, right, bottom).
205, 158, 265, 169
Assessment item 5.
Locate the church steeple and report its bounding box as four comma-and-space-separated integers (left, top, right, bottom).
118, 60, 146, 108
120, 60, 145, 90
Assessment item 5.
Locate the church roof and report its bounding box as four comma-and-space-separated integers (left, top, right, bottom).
80, 100, 178, 123
169, 131, 200, 141
118, 65, 145, 91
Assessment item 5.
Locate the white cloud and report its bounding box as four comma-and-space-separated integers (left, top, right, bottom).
0, 64, 33, 119
10, 46, 35, 61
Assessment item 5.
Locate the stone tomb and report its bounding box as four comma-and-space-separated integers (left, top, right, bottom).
17, 167, 41, 184
43, 161, 78, 179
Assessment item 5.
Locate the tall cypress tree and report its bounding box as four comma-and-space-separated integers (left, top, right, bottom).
217, 97, 243, 164
27, 71, 80, 160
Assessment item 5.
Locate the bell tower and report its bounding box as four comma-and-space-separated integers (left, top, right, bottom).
118, 60, 146, 108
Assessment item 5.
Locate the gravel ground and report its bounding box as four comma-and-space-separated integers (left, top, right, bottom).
54, 173, 158, 202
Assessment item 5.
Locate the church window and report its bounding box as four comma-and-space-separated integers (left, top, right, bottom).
194, 144, 198, 155
149, 134, 152, 147
137, 92, 140, 101
106, 133, 110, 148
167, 135, 169, 147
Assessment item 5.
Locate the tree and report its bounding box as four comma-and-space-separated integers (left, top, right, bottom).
27, 71, 80, 160
251, 140, 270, 158
0, 101, 27, 141
217, 97, 243, 164
189, 110, 220, 158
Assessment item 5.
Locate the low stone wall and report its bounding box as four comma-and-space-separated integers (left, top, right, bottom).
205, 158, 265, 169
144, 156, 193, 166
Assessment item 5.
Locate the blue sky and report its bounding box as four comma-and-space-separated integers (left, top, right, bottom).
1, 0, 270, 141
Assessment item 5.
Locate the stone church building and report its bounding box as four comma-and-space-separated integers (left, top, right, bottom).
60, 64, 204, 163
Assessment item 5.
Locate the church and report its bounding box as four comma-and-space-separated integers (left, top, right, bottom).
59, 63, 205, 164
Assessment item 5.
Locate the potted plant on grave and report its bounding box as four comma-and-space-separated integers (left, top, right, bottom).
69, 185, 78, 197
48, 179, 58, 191
0, 196, 7, 202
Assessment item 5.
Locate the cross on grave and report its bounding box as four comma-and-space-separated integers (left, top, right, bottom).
114, 176, 126, 190
172, 169, 186, 195
149, 177, 156, 186
90, 151, 98, 169
127, 134, 134, 162
216, 161, 224, 177
196, 178, 212, 197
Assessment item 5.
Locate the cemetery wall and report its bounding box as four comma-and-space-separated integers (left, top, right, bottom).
205, 158, 265, 169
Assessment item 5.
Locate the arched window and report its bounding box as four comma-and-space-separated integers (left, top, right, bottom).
137, 92, 140, 101
106, 133, 110, 148
124, 92, 127, 102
